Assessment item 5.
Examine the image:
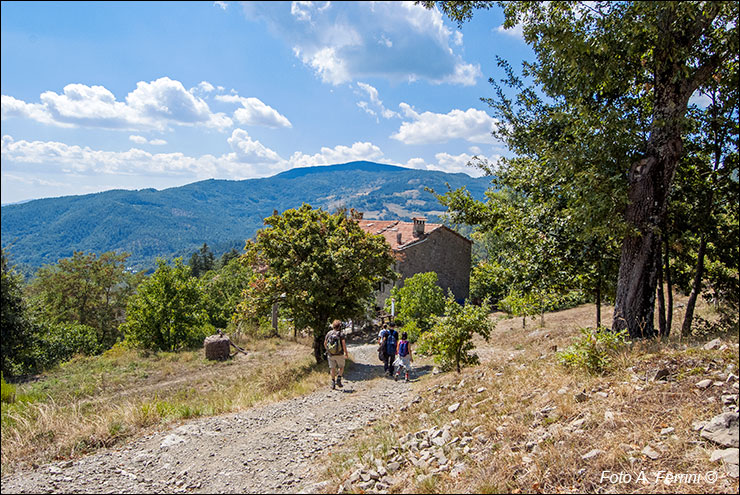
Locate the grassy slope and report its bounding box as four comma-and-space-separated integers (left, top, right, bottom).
0, 336, 328, 475
321, 300, 740, 494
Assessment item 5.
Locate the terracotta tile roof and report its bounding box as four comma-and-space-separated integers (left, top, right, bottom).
358, 219, 442, 250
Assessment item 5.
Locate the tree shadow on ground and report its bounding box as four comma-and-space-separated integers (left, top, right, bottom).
344, 360, 434, 383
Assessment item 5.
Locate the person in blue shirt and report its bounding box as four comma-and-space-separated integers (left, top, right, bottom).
379, 321, 399, 377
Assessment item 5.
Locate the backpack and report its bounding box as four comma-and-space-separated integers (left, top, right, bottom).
385, 330, 398, 355
398, 340, 409, 357
326, 330, 343, 355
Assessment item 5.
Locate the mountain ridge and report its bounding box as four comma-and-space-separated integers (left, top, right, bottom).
1, 161, 491, 273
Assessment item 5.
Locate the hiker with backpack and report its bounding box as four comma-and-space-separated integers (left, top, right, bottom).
377, 323, 388, 363
324, 319, 348, 390
393, 332, 413, 382
380, 321, 399, 377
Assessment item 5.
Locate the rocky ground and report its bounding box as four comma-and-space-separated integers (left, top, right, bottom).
0, 333, 433, 494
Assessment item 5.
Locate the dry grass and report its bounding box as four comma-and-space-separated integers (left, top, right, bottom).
0, 336, 328, 475
324, 297, 739, 494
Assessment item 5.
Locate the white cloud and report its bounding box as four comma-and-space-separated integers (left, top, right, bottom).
496, 23, 524, 39
288, 141, 384, 168
226, 128, 284, 166
216, 94, 292, 128
129, 135, 168, 145
403, 152, 498, 176
356, 82, 398, 120
244, 2, 480, 86
2, 77, 233, 131
392, 104, 497, 144
214, 1, 228, 10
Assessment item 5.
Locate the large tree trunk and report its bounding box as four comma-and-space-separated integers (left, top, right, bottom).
611, 4, 720, 339
681, 234, 708, 337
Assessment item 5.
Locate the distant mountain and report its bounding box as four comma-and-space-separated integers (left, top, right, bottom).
1, 161, 492, 273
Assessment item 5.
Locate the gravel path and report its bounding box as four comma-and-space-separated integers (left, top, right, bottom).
1, 341, 431, 494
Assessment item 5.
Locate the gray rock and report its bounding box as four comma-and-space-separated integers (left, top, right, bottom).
386, 462, 400, 473
160, 434, 186, 448
581, 449, 604, 460
701, 412, 739, 448
704, 338, 722, 350
709, 448, 739, 464
448, 402, 461, 413
660, 427, 675, 435
696, 379, 713, 389
641, 445, 660, 460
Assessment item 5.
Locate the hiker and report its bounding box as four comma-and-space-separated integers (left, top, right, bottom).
377, 323, 388, 363
380, 321, 399, 377
324, 319, 348, 390
394, 332, 413, 382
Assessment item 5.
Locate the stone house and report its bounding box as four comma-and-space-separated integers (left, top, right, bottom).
357, 217, 472, 309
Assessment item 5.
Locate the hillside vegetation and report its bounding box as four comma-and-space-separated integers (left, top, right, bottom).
0, 162, 490, 273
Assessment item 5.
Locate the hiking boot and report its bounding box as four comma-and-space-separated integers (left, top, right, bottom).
405, 375, 410, 383
331, 379, 336, 390
336, 376, 343, 388
394, 373, 399, 381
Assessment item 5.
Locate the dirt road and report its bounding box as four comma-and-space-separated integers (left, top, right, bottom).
1, 338, 431, 494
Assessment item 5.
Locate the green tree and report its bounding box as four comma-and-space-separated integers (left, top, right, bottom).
122, 258, 209, 351
27, 251, 134, 348
417, 295, 494, 373
1, 250, 36, 376
237, 205, 396, 363
386, 272, 445, 333
200, 254, 253, 329
425, 1, 738, 338
189, 243, 215, 278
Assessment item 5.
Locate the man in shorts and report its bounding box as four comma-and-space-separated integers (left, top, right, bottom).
324, 319, 348, 389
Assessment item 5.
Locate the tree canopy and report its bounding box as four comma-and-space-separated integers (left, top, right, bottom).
426, 1, 738, 338
237, 205, 396, 362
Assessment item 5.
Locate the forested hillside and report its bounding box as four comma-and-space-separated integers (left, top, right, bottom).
0, 161, 490, 273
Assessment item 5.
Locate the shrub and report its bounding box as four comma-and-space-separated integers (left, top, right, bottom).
1, 373, 16, 404
122, 258, 209, 352
417, 295, 494, 372
557, 326, 630, 374
32, 322, 102, 370
386, 272, 445, 332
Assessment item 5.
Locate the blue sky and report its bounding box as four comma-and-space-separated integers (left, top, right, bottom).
1, 1, 533, 204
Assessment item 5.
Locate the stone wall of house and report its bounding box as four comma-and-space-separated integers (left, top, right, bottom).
395, 227, 471, 303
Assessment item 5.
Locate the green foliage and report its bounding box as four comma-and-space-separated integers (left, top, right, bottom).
417, 295, 494, 373
188, 243, 215, 278
31, 322, 102, 371
557, 327, 631, 374
1, 250, 36, 376
398, 320, 422, 344
469, 260, 511, 306
1, 374, 16, 404
122, 259, 209, 352
386, 272, 445, 333
238, 205, 396, 363
200, 254, 253, 329
27, 251, 136, 349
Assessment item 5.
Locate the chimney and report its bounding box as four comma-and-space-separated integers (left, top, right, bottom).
412, 217, 426, 237
397, 232, 402, 245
